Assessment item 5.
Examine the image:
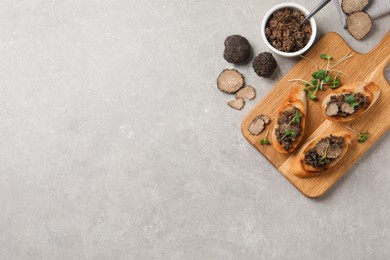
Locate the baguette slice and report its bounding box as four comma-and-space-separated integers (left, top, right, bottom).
292, 131, 352, 178
272, 86, 307, 153
322, 82, 380, 122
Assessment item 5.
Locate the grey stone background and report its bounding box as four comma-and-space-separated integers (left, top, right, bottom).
0, 0, 389, 259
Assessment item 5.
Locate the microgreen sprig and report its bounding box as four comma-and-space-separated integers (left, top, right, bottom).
358, 131, 369, 143
320, 54, 333, 60
300, 55, 319, 71
343, 125, 369, 143
288, 110, 302, 125
280, 129, 298, 142
290, 52, 352, 101
345, 94, 360, 108
259, 130, 271, 145
321, 53, 333, 74
319, 143, 330, 163
329, 51, 353, 70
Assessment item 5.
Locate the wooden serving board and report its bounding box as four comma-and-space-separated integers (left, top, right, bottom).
241, 31, 390, 198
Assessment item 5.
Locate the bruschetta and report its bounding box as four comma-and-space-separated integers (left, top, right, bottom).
292, 131, 352, 178
322, 82, 380, 122
272, 86, 307, 153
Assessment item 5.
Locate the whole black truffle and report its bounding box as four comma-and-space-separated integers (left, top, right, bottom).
223, 35, 251, 64
252, 52, 277, 78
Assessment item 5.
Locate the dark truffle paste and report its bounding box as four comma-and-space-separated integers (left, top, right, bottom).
275, 107, 302, 151
265, 8, 312, 52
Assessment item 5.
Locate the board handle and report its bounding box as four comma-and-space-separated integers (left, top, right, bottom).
366, 30, 390, 81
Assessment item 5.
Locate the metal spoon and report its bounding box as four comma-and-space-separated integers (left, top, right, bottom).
301, 0, 332, 24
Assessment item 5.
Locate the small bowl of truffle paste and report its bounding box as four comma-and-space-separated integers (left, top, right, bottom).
261, 3, 317, 58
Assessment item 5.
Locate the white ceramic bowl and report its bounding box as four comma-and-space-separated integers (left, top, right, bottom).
260, 3, 317, 58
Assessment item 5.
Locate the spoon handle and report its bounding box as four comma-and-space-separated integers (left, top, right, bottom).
301, 0, 331, 24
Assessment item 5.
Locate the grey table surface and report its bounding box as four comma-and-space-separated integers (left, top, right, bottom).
1, 0, 389, 259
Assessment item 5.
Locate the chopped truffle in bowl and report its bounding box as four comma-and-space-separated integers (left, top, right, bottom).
260, 3, 317, 58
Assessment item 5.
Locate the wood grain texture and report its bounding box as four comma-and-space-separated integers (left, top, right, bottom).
241, 31, 390, 198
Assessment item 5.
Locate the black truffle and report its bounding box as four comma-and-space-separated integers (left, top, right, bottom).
223, 35, 251, 64
252, 52, 277, 78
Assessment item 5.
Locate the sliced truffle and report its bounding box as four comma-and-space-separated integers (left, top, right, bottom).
340, 103, 355, 114
342, 0, 369, 14
217, 69, 245, 94
227, 98, 245, 110
223, 35, 252, 64
314, 139, 329, 156
248, 114, 271, 135
303, 135, 345, 170
252, 52, 277, 78
325, 92, 369, 117
347, 12, 372, 40
326, 103, 339, 116
235, 86, 256, 100
327, 144, 343, 159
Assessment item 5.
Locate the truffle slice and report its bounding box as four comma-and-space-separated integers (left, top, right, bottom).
223, 35, 252, 64
235, 86, 256, 100
347, 12, 372, 40
340, 103, 355, 114
342, 0, 369, 14
217, 69, 245, 94
326, 103, 339, 116
248, 114, 271, 135
314, 139, 330, 156
227, 98, 245, 110
327, 144, 343, 159
252, 52, 277, 78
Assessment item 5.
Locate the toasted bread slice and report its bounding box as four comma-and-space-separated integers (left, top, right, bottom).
292, 131, 352, 178
322, 82, 380, 122
272, 86, 307, 153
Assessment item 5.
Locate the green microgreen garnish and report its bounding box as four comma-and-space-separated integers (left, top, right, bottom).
343, 125, 369, 143
345, 94, 355, 103
329, 51, 353, 70
312, 70, 328, 80
259, 130, 271, 145
329, 70, 342, 89
288, 110, 302, 125
329, 79, 341, 89
319, 144, 330, 163
289, 52, 353, 101
280, 129, 298, 142
320, 54, 333, 60
260, 139, 270, 145
358, 131, 368, 143
308, 92, 317, 100
345, 94, 360, 108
